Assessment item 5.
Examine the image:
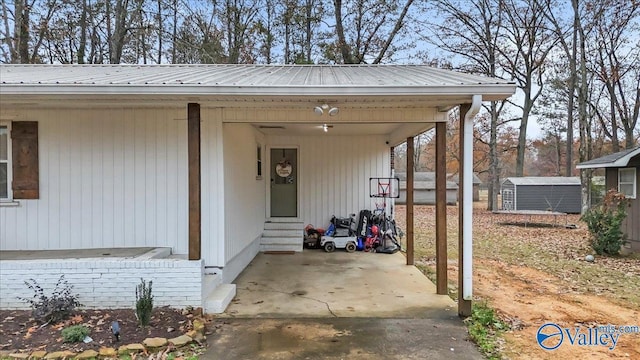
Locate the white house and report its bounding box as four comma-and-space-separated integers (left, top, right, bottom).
0, 64, 515, 315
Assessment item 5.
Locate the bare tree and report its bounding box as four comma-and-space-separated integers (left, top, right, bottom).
329, 0, 416, 64
498, 0, 558, 177
590, 0, 639, 150
426, 0, 507, 210
1, 0, 62, 63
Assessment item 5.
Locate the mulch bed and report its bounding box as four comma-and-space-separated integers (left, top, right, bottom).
0, 307, 194, 353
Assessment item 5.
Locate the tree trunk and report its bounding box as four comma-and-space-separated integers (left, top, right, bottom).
17, 0, 30, 63
574, 0, 590, 213
565, 10, 578, 177
110, 0, 129, 64
77, 0, 88, 64
516, 91, 532, 177
373, 0, 414, 64
157, 0, 162, 63
305, 0, 312, 62
333, 0, 354, 63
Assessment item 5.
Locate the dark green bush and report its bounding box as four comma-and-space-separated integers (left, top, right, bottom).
135, 278, 153, 327
19, 275, 82, 324
61, 325, 90, 343
581, 189, 628, 255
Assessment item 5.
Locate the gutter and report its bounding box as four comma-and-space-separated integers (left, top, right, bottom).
462, 94, 482, 301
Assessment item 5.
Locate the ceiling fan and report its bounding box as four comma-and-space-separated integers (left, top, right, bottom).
314, 124, 334, 132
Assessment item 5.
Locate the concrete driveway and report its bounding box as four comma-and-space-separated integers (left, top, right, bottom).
203, 251, 483, 359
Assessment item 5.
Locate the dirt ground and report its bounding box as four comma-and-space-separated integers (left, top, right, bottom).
393, 203, 640, 360
472, 259, 640, 360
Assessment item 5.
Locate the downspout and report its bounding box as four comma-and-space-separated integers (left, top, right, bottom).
463, 95, 482, 300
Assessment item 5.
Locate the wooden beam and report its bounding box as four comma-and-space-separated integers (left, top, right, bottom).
188, 103, 201, 261
458, 104, 472, 316
435, 122, 448, 295
406, 136, 414, 266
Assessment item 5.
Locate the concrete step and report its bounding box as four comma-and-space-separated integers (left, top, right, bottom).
204, 284, 236, 314
264, 221, 304, 230
260, 243, 303, 252
260, 236, 302, 245
262, 229, 302, 237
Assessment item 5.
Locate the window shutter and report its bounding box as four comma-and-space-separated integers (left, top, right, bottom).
11, 121, 39, 199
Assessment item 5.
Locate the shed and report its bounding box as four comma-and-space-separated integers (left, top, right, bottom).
500, 177, 581, 213
396, 172, 481, 203
397, 180, 458, 205
577, 146, 640, 253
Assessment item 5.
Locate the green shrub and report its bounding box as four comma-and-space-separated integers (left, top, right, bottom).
581, 189, 628, 255
19, 275, 82, 325
61, 325, 90, 343
135, 278, 153, 327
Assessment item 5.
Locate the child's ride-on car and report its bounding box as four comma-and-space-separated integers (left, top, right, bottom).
320, 236, 357, 253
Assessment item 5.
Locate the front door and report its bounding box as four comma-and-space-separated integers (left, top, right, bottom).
270, 148, 298, 217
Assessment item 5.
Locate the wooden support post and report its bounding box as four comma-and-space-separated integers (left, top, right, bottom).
458, 104, 472, 316
435, 122, 448, 295
188, 103, 201, 261
406, 136, 414, 266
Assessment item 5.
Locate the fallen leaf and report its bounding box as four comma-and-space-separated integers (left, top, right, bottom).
69, 314, 83, 324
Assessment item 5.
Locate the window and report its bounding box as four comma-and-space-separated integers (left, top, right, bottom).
256, 144, 262, 179
618, 168, 636, 199
0, 122, 11, 200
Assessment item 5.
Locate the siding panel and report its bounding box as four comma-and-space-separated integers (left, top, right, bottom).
222, 124, 265, 263
513, 184, 581, 213
201, 108, 225, 267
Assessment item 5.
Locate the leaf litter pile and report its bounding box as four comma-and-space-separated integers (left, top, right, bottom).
0, 307, 194, 353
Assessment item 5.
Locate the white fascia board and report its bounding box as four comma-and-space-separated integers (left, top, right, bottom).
0, 84, 517, 98
576, 149, 640, 169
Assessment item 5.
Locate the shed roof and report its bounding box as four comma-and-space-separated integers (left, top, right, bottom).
0, 64, 515, 101
576, 146, 640, 169
503, 177, 580, 186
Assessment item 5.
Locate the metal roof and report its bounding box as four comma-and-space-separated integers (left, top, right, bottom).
503, 177, 581, 186
576, 146, 640, 169
0, 64, 515, 99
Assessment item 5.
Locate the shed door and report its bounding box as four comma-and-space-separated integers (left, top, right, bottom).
503, 189, 514, 210
270, 148, 297, 217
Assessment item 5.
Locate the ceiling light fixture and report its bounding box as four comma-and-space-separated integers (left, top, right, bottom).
328, 107, 339, 116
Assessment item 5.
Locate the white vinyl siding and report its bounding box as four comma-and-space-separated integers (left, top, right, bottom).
619, 168, 636, 199
201, 108, 226, 267
223, 124, 266, 263
0, 108, 189, 255
0, 122, 10, 200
